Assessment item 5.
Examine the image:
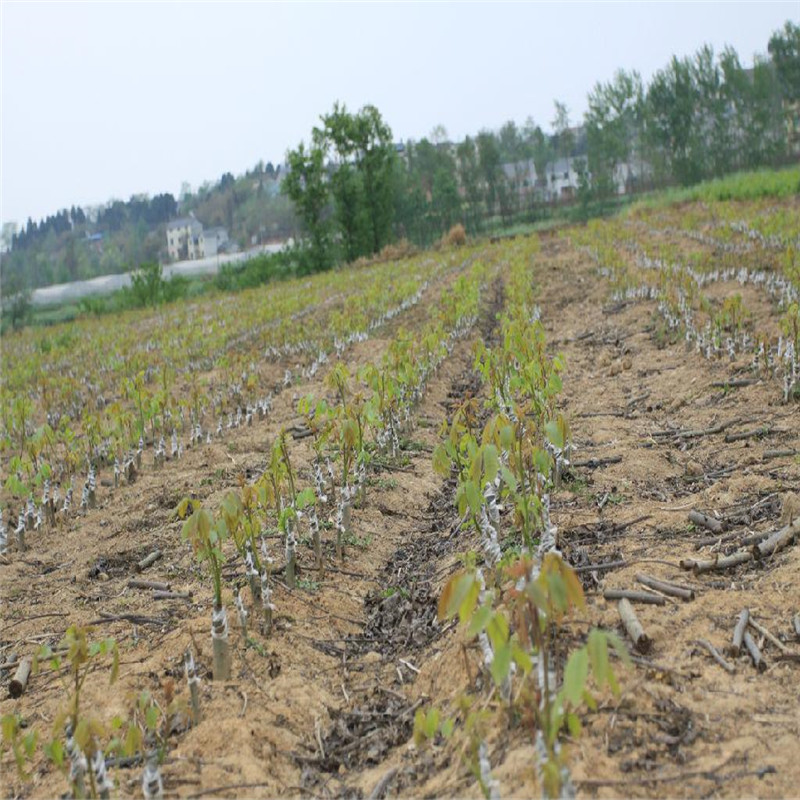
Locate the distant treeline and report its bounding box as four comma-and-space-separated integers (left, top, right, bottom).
1, 20, 797, 293
284, 20, 799, 270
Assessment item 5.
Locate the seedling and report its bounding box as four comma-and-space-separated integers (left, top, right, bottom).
177, 500, 230, 680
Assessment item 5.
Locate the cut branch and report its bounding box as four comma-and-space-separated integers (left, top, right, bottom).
731, 609, 750, 657
694, 639, 735, 673
688, 510, 724, 534
687, 551, 753, 574
136, 550, 162, 572
128, 579, 171, 591
635, 574, 694, 601
754, 518, 800, 558
603, 589, 666, 605
742, 631, 767, 672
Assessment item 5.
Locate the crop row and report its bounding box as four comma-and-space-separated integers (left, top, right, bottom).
569, 199, 799, 402
0, 241, 503, 797
0, 247, 486, 555
430, 238, 625, 798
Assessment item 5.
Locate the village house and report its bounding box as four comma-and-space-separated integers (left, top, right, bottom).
201, 227, 229, 258
165, 216, 229, 261
166, 216, 204, 261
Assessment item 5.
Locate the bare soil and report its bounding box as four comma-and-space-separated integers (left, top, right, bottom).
2, 230, 798, 799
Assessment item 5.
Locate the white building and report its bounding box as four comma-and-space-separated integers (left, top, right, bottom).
201, 227, 229, 258
166, 216, 204, 261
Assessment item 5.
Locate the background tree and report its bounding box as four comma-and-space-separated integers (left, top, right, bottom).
552, 101, 574, 165
456, 136, 483, 232
586, 70, 644, 198
768, 21, 800, 103
281, 140, 332, 273
477, 131, 502, 222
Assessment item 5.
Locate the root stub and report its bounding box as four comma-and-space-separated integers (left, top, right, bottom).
618, 598, 651, 653
9, 658, 31, 698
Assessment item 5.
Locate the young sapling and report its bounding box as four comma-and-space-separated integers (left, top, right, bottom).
178, 500, 230, 680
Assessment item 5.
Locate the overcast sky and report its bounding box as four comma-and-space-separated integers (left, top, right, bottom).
1, 1, 796, 227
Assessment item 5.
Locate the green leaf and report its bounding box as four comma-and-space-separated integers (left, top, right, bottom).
74, 719, 90, 751
482, 445, 499, 485
458, 579, 480, 625
46, 739, 64, 767
548, 572, 567, 613
438, 571, 474, 621
544, 420, 564, 450
432, 444, 451, 477
441, 718, 454, 739
486, 611, 509, 651
464, 480, 481, 515
490, 641, 512, 687
176, 497, 193, 519
424, 708, 439, 739
124, 725, 141, 757
511, 640, 533, 674
566, 712, 582, 739
587, 629, 610, 691
145, 705, 159, 731
466, 604, 493, 638
295, 488, 316, 509
563, 647, 588, 707
499, 424, 514, 450
2, 715, 16, 742
499, 465, 517, 492
413, 708, 427, 747
607, 665, 621, 697
23, 730, 37, 758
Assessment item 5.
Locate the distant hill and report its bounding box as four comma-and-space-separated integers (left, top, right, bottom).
0, 163, 298, 293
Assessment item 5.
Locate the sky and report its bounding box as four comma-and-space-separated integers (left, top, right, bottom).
1, 1, 797, 227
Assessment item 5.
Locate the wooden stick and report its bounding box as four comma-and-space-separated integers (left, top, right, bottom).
152, 590, 192, 601
626, 391, 651, 407
572, 455, 622, 469
653, 418, 738, 440
9, 658, 31, 698
747, 617, 789, 653
635, 574, 694, 601
724, 426, 772, 443
691, 551, 752, 574
742, 631, 767, 672
712, 378, 757, 388
572, 559, 627, 574
688, 510, 724, 534
694, 639, 735, 673
731, 609, 750, 657
92, 611, 167, 626
739, 529, 773, 547
603, 589, 666, 605
693, 531, 739, 549
137, 550, 162, 571
618, 598, 651, 653
762, 449, 797, 461
128, 579, 171, 591
794, 614, 800, 640
754, 518, 800, 558
368, 767, 400, 800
